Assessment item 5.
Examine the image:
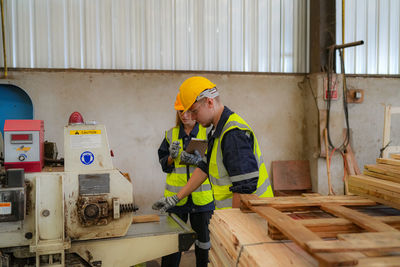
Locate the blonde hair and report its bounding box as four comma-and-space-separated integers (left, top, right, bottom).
175, 111, 182, 127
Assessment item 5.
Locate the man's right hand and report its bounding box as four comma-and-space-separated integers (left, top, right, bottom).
152, 195, 180, 212
169, 141, 181, 159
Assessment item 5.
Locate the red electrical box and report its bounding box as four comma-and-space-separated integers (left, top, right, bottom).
323, 76, 338, 100
4, 120, 44, 172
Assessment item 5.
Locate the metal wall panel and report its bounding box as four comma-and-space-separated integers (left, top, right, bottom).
0, 0, 308, 72
336, 0, 400, 74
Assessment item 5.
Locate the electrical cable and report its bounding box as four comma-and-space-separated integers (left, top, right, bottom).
325, 47, 350, 152
339, 49, 351, 151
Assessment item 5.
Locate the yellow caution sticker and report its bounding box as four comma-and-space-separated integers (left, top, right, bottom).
70, 130, 101, 135
17, 147, 31, 152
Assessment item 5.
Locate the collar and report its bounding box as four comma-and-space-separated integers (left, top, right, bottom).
179, 122, 200, 139
211, 106, 234, 139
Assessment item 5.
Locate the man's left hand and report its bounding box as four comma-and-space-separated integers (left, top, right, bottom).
180, 150, 203, 166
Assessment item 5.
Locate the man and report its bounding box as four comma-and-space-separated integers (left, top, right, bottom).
153, 76, 273, 212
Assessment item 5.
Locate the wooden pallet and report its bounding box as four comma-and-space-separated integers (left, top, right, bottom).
240, 194, 400, 266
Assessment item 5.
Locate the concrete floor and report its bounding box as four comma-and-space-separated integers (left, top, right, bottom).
146, 250, 196, 267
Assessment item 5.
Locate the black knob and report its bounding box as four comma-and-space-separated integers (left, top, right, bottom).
18, 155, 26, 161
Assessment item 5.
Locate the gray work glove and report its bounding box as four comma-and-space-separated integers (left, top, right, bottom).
169, 141, 181, 159
180, 150, 203, 166
152, 195, 180, 213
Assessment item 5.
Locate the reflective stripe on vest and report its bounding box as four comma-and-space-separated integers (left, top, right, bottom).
164, 125, 213, 206
209, 113, 274, 210
165, 183, 212, 193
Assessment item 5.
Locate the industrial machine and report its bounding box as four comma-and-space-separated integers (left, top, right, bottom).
0, 116, 195, 266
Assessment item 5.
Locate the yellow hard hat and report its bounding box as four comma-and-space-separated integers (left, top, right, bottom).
179, 76, 216, 112
174, 92, 184, 111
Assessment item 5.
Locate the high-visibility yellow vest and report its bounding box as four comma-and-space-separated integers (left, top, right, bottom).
164, 125, 214, 206
208, 113, 274, 209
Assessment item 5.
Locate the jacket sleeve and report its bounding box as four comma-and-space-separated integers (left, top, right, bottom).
221, 128, 259, 194
197, 159, 208, 175
158, 137, 174, 173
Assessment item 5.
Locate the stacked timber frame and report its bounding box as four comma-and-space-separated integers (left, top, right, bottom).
349, 156, 400, 210
236, 194, 400, 266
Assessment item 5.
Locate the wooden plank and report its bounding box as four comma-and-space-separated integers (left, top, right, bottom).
209, 209, 318, 267
348, 185, 400, 210
240, 194, 260, 212
301, 193, 322, 197
238, 242, 318, 267
364, 164, 400, 182
357, 256, 400, 266
269, 216, 400, 240
345, 153, 356, 175
382, 105, 392, 159
245, 202, 361, 266
391, 154, 400, 160
377, 158, 400, 167
338, 231, 400, 240
209, 226, 237, 265
349, 175, 400, 194
261, 214, 326, 245
364, 170, 400, 184
319, 109, 327, 157
306, 238, 400, 253
209, 208, 273, 265
247, 195, 376, 208
320, 204, 398, 232
210, 234, 235, 266
370, 163, 400, 174
271, 160, 311, 191
339, 232, 400, 258
131, 214, 160, 224
348, 178, 400, 199
345, 142, 361, 175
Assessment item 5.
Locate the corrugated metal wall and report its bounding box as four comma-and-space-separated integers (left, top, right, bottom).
0, 0, 308, 72
336, 0, 400, 74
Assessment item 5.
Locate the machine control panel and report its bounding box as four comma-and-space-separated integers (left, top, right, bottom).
4, 131, 39, 163
4, 120, 44, 172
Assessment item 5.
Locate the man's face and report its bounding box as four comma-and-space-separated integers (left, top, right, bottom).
188, 98, 213, 127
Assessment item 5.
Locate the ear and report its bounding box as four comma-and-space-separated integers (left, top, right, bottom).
206, 97, 214, 108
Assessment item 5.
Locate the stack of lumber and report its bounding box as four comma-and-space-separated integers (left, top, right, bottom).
209, 209, 317, 266
239, 194, 400, 266
349, 156, 400, 209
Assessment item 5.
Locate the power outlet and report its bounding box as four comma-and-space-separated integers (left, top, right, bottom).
347, 89, 364, 103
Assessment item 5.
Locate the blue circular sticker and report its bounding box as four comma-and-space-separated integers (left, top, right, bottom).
80, 151, 94, 165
